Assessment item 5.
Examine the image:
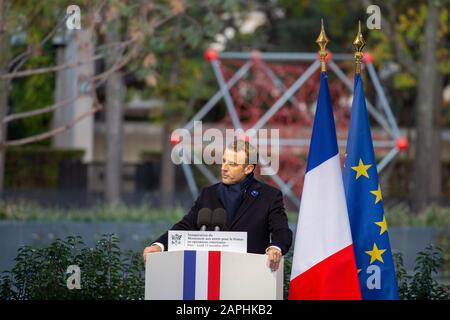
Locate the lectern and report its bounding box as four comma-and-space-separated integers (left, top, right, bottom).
145, 250, 284, 300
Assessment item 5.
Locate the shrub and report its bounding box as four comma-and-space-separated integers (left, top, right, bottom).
0, 202, 185, 222
385, 205, 450, 227
394, 244, 450, 300
0, 234, 144, 300
1, 235, 448, 300
4, 147, 84, 189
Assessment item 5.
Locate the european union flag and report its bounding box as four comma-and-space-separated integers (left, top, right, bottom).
343, 74, 399, 299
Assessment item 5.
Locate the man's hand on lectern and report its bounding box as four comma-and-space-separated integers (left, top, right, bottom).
143, 244, 162, 264
266, 247, 282, 272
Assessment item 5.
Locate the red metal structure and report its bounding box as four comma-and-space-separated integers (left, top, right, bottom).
180, 49, 407, 208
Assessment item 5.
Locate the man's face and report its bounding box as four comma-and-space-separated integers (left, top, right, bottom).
221, 148, 254, 185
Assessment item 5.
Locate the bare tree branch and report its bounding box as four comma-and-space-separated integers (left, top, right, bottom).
2, 36, 136, 80
90, 46, 136, 85
7, 0, 108, 75
3, 96, 79, 123
7, 10, 69, 71
96, 38, 136, 51
0, 2, 174, 150
1, 101, 102, 149
1, 53, 104, 79
4, 2, 172, 80
3, 39, 137, 125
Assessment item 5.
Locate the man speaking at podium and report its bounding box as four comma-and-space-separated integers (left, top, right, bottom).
143, 139, 292, 272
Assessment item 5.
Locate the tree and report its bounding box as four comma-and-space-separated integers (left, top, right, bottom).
360, 0, 450, 211
413, 0, 443, 211
0, 0, 248, 208
137, 0, 247, 207
0, 0, 8, 194
99, 0, 246, 206
229, 0, 449, 211
104, 3, 126, 207
0, 0, 135, 197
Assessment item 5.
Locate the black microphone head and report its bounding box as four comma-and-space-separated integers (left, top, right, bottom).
197, 208, 212, 229
211, 208, 227, 231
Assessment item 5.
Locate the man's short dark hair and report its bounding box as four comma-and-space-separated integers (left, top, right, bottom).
226, 139, 258, 165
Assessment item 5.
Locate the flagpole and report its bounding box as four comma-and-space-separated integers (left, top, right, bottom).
353, 20, 366, 74
315, 18, 329, 72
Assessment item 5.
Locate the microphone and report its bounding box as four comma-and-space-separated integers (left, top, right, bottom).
197, 208, 212, 231
211, 208, 227, 231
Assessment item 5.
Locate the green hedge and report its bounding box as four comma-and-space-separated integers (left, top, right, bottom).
1, 235, 448, 300
5, 147, 84, 189
394, 245, 450, 300
1, 202, 449, 228
0, 203, 185, 222
0, 234, 143, 300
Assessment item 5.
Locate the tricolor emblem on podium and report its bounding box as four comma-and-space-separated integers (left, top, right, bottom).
145, 250, 283, 300
183, 251, 221, 300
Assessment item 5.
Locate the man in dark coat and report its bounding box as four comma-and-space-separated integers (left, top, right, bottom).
143, 140, 292, 271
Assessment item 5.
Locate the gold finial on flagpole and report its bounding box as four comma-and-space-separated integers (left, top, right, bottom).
316, 18, 329, 72
353, 20, 366, 74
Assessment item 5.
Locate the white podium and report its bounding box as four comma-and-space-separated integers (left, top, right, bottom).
145, 250, 284, 300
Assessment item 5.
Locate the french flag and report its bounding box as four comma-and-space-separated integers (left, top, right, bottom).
288, 72, 362, 300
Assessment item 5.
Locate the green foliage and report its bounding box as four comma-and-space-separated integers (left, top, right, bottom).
126, 0, 244, 121
0, 202, 185, 222
151, 57, 211, 123
384, 205, 450, 228
283, 250, 293, 300
1, 200, 448, 228
437, 235, 450, 280
225, 0, 450, 128
5, 0, 245, 146
8, 56, 55, 144
369, 1, 449, 74
6, 0, 73, 144
366, 1, 450, 126
1, 235, 449, 300
0, 234, 144, 300
228, 0, 363, 52
4, 147, 84, 189
393, 72, 417, 89
394, 245, 450, 300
